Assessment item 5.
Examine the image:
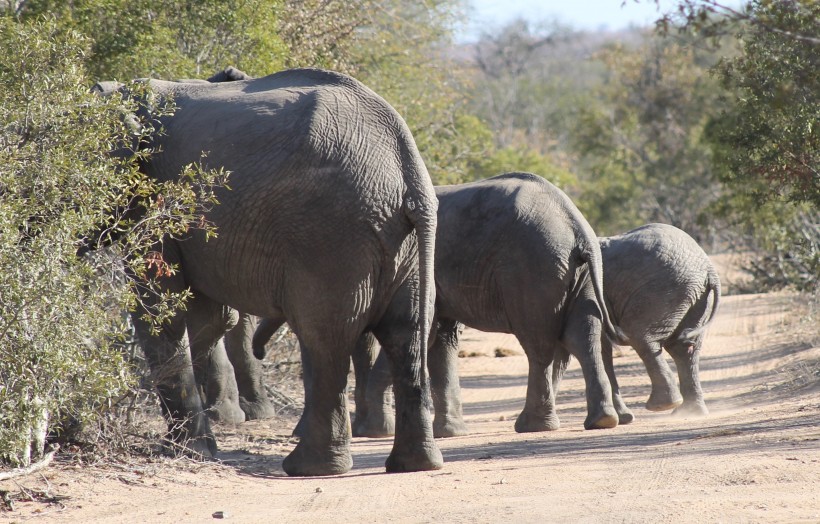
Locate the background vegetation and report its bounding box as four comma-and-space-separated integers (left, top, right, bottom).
0, 0, 816, 466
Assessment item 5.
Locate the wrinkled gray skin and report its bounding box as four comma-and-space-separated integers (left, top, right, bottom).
257, 173, 621, 437
553, 223, 720, 422
95, 68, 442, 477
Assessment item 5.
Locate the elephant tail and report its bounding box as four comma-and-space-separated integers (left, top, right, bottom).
581, 242, 628, 345
675, 265, 722, 344
400, 154, 437, 386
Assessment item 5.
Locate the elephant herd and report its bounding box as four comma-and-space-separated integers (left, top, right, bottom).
93, 67, 720, 477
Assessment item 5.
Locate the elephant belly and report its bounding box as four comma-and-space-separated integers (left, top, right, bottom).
176, 220, 389, 325
436, 284, 512, 335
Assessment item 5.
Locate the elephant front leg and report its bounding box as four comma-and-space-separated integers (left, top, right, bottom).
561, 287, 618, 430
291, 341, 313, 439
515, 346, 561, 433
133, 312, 216, 457
430, 319, 469, 438
601, 336, 634, 424
351, 333, 396, 438
633, 340, 683, 412
187, 296, 246, 424
224, 313, 277, 420
281, 341, 352, 476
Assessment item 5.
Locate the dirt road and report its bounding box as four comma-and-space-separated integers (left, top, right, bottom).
2, 291, 819, 523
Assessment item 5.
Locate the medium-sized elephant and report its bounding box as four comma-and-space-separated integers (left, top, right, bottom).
553, 223, 720, 421
96, 68, 443, 477
256, 172, 622, 437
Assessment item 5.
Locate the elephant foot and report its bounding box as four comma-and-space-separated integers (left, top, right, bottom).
514, 410, 561, 433
164, 429, 217, 459
433, 417, 469, 438
672, 400, 709, 418
282, 441, 352, 477
385, 442, 443, 473
618, 409, 635, 425
239, 397, 277, 421
352, 410, 395, 438
206, 400, 246, 424
613, 396, 635, 425
646, 390, 684, 412
584, 406, 619, 430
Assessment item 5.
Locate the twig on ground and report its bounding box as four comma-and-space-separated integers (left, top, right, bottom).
0, 445, 59, 482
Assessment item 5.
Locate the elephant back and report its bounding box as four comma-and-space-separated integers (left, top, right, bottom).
600, 223, 717, 339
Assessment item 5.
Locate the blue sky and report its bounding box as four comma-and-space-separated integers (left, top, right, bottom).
459, 0, 681, 41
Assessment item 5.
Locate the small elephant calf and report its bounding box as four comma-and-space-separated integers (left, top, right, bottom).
555, 223, 720, 422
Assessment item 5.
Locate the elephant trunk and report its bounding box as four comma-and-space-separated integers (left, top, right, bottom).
251, 317, 284, 359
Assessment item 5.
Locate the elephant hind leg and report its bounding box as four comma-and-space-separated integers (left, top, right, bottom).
514, 332, 561, 433
351, 334, 396, 438
560, 283, 618, 430
281, 332, 353, 477
429, 319, 469, 438
600, 336, 634, 424
633, 339, 683, 412
666, 337, 708, 417
372, 277, 443, 473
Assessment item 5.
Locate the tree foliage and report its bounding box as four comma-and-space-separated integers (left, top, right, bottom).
6, 0, 289, 79
569, 37, 725, 238
655, 0, 819, 291
708, 0, 819, 206
0, 18, 224, 466
339, 0, 492, 185
466, 5, 816, 291
463, 20, 584, 188
707, 1, 819, 292
469, 20, 720, 231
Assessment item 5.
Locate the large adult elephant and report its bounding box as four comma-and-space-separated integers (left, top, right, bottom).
95, 68, 442, 477
257, 172, 621, 437
553, 223, 720, 421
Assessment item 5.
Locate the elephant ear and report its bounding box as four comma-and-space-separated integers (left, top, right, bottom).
206, 66, 252, 83
90, 79, 172, 158
91, 80, 124, 96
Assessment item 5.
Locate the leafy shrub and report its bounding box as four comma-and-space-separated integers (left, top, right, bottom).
0, 18, 224, 467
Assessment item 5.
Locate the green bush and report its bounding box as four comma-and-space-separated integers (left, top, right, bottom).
0, 18, 223, 467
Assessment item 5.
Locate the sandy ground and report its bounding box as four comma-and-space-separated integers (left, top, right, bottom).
2, 289, 818, 523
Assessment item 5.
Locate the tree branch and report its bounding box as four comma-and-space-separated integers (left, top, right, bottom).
670, 0, 820, 45
0, 445, 59, 481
